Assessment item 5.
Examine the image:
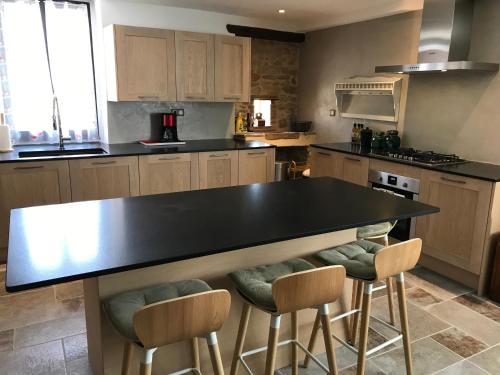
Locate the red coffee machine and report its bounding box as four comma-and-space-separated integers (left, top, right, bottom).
160, 112, 179, 143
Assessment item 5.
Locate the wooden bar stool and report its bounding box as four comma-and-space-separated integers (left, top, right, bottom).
228, 258, 346, 375
103, 279, 231, 375
305, 238, 422, 375
356, 222, 398, 330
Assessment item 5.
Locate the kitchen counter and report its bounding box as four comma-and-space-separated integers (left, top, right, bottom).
0, 138, 274, 163
311, 142, 500, 182
6, 177, 438, 292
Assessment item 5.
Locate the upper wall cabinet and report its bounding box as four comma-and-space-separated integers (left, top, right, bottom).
175, 31, 215, 102
214, 35, 251, 102
105, 25, 177, 101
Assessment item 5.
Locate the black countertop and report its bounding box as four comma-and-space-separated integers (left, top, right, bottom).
6, 177, 438, 292
0, 139, 274, 163
311, 143, 500, 182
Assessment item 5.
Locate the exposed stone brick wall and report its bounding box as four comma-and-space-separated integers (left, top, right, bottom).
236, 38, 300, 131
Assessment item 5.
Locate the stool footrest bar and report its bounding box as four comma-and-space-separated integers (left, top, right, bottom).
365, 334, 403, 357
170, 368, 202, 375
330, 309, 360, 323
370, 315, 402, 334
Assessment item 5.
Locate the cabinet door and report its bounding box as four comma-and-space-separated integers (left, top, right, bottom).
175, 31, 214, 101
309, 149, 338, 178
214, 35, 251, 102
111, 25, 176, 101
199, 151, 238, 189
415, 170, 492, 273
339, 154, 369, 186
139, 153, 199, 195
0, 161, 71, 249
238, 148, 275, 185
69, 157, 140, 202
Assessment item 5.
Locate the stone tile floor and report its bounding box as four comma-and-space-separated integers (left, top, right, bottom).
0, 264, 499, 374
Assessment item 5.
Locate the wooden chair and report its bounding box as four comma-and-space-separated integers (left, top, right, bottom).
229, 260, 346, 375
305, 238, 422, 375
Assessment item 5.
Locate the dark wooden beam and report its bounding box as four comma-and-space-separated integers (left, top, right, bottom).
226, 24, 305, 43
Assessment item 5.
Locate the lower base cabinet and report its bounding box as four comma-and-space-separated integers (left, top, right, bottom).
238, 148, 275, 185
69, 156, 140, 201
139, 153, 199, 195
198, 150, 238, 189
310, 148, 368, 186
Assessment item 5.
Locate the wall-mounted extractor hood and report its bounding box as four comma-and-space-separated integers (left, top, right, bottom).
376, 0, 499, 74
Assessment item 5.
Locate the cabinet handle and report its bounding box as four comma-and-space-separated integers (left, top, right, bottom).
14, 165, 44, 170
91, 160, 117, 166
248, 151, 265, 156
440, 176, 466, 185
318, 152, 332, 157
224, 95, 241, 99
184, 95, 206, 99
137, 95, 159, 100
345, 157, 361, 162
209, 153, 228, 158
158, 156, 181, 161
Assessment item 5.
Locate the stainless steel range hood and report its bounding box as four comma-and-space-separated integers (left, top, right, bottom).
376, 0, 499, 74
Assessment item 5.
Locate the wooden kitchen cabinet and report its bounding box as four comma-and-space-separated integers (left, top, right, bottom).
69, 157, 140, 202
198, 151, 238, 189
105, 25, 177, 101
175, 31, 214, 101
238, 148, 275, 185
139, 153, 199, 195
310, 149, 338, 178
337, 153, 369, 186
0, 161, 71, 255
214, 35, 251, 102
416, 170, 493, 274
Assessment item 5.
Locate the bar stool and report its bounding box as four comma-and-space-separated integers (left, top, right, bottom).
228, 258, 346, 375
356, 222, 398, 328
103, 279, 231, 375
305, 238, 422, 375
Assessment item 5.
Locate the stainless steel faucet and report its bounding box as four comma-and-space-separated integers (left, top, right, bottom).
52, 96, 70, 150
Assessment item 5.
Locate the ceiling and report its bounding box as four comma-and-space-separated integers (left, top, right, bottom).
127, 0, 423, 31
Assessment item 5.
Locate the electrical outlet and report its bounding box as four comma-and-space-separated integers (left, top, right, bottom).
172, 108, 184, 116
329, 109, 336, 117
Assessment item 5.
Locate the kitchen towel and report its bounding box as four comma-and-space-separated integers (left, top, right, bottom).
0, 124, 13, 152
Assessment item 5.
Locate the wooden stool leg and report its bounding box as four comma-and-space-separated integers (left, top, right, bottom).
291, 311, 299, 375
348, 280, 359, 339
350, 281, 363, 346
386, 277, 396, 326
121, 341, 133, 375
303, 310, 321, 368
319, 304, 338, 375
356, 283, 373, 375
396, 272, 413, 375
230, 303, 252, 375
140, 348, 156, 375
207, 332, 224, 375
264, 314, 281, 375
192, 337, 200, 371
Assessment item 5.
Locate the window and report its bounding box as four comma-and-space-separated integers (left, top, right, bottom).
252, 99, 272, 128
0, 0, 98, 145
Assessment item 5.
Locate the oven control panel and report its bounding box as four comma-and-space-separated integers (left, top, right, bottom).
368, 170, 420, 194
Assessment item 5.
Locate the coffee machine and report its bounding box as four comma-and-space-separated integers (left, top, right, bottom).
159, 112, 179, 143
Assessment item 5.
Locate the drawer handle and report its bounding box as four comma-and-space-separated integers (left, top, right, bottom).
91, 160, 117, 166
318, 152, 331, 157
248, 151, 265, 156
441, 176, 466, 185
345, 157, 361, 162
138, 95, 159, 99
14, 165, 44, 170
209, 153, 228, 158
158, 156, 181, 161
184, 95, 206, 99
224, 95, 241, 99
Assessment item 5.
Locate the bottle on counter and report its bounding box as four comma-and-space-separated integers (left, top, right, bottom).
235, 112, 244, 133
351, 122, 357, 143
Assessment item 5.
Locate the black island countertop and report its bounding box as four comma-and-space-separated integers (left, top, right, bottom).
0, 138, 274, 163
6, 177, 438, 292
311, 143, 500, 182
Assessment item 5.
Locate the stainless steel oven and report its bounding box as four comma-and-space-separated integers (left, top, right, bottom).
368, 169, 420, 241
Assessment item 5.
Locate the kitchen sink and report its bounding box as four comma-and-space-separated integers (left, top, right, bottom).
18, 147, 108, 158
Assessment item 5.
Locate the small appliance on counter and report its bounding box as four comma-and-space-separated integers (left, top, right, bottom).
140, 112, 186, 147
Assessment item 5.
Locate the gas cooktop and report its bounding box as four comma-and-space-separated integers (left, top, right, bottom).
371, 148, 467, 167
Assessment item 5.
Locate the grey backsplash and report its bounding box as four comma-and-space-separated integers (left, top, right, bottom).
107, 101, 235, 144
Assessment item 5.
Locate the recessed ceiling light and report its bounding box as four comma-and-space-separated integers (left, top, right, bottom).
278, 9, 286, 14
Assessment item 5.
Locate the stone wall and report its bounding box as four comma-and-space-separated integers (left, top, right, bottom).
236, 38, 300, 131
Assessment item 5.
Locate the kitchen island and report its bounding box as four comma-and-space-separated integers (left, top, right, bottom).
6, 178, 438, 374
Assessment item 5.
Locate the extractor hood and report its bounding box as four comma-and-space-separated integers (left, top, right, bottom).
376, 0, 499, 74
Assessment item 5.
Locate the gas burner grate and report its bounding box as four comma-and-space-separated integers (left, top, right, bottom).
372, 148, 467, 166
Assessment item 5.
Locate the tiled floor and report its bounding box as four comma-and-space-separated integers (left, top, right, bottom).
1, 265, 499, 375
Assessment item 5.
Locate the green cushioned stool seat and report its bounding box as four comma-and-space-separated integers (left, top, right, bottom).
357, 222, 393, 239
102, 279, 211, 342
314, 240, 384, 281
228, 258, 315, 311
